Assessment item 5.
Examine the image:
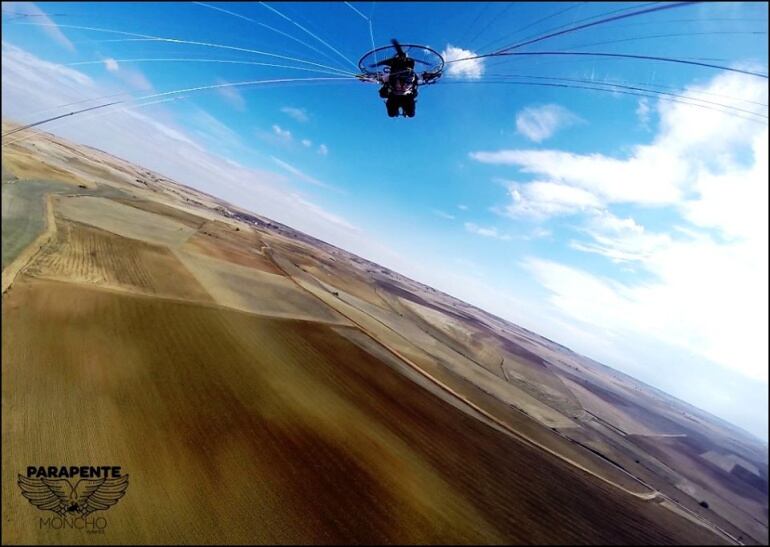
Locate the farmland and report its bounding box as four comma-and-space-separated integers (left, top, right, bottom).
2, 124, 767, 544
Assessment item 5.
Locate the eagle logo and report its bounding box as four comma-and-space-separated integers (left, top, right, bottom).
17, 474, 129, 517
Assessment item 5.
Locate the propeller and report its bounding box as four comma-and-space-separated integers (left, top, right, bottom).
370, 58, 432, 69
369, 39, 433, 68
391, 38, 405, 57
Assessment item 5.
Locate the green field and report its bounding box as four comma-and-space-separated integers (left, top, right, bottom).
1, 180, 69, 269
2, 178, 135, 269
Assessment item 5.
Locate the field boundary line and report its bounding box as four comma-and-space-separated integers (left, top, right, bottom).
263, 244, 655, 495
263, 242, 740, 544
2, 193, 57, 294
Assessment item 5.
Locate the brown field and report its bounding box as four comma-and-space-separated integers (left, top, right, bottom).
2, 278, 728, 545
111, 197, 211, 229
25, 215, 214, 302
179, 221, 283, 275
2, 123, 767, 544
56, 196, 198, 248
176, 250, 349, 324
1, 145, 87, 187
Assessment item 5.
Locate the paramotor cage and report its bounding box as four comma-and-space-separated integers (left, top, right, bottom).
357, 44, 444, 85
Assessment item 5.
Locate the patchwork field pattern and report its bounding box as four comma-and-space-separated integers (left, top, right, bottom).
2, 125, 767, 545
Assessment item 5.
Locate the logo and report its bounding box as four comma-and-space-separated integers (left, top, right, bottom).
18, 466, 128, 532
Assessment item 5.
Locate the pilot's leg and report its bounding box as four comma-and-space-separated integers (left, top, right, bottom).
385, 97, 399, 117
397, 95, 408, 117
404, 96, 416, 118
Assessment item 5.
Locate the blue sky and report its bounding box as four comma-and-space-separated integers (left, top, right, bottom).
2, 1, 768, 440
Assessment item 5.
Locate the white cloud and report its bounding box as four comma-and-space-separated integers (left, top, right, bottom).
504, 180, 601, 219
524, 223, 768, 384
513, 72, 769, 384
4, 2, 74, 51
512, 226, 553, 241
471, 146, 687, 206
188, 107, 242, 150
120, 67, 153, 91
272, 124, 292, 140
470, 72, 768, 213
288, 193, 357, 231
122, 108, 203, 150
655, 69, 768, 159
568, 211, 672, 263
270, 156, 336, 191
317, 143, 328, 156
2, 42, 92, 92
515, 104, 582, 143
96, 54, 151, 91
441, 44, 485, 79
636, 98, 651, 129
215, 78, 246, 111
586, 210, 644, 235
523, 258, 630, 331
104, 58, 119, 73
301, 138, 312, 147
464, 222, 510, 240
281, 106, 309, 123
682, 130, 768, 241
432, 209, 455, 220
457, 204, 468, 211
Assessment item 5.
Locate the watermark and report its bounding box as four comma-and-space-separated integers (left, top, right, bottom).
17, 465, 128, 534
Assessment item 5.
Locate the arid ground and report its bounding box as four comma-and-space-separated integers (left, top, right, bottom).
2, 120, 768, 544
